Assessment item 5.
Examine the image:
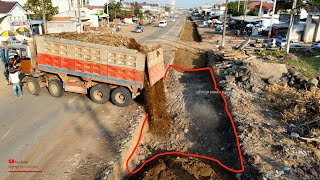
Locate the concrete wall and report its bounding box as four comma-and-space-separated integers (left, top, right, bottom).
303, 15, 317, 43
47, 21, 76, 34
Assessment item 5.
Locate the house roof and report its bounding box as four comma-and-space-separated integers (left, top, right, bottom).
247, 2, 273, 10
0, 1, 17, 14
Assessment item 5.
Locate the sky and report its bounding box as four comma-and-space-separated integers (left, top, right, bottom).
11, 0, 228, 9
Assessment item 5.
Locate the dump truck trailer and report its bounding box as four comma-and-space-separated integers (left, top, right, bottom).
1, 35, 165, 107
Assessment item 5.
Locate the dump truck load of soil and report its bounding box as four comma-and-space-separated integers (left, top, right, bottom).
47, 32, 142, 51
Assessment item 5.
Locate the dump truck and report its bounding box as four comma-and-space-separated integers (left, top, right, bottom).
0, 35, 165, 107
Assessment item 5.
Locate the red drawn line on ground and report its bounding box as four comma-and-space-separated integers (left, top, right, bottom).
8, 171, 42, 172
126, 65, 245, 174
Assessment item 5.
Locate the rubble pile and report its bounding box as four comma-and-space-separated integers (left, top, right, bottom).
284, 69, 319, 90
207, 51, 320, 179
207, 51, 265, 93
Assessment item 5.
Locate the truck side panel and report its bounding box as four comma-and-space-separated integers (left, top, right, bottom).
34, 36, 146, 89
37, 53, 144, 87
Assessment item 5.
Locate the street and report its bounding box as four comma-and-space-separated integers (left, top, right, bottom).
0, 16, 185, 180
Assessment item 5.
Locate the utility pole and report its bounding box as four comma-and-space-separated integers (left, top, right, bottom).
244, 0, 247, 21
106, 0, 110, 26
221, 0, 228, 47
285, 0, 297, 53
41, 0, 47, 34
259, 0, 263, 17
77, 0, 81, 23
268, 0, 277, 38
237, 0, 240, 12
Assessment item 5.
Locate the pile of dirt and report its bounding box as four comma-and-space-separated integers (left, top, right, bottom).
180, 22, 202, 42
266, 83, 320, 137
174, 48, 207, 68
47, 32, 142, 51
129, 156, 234, 180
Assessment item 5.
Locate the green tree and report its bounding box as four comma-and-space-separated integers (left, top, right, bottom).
247, 9, 257, 16
119, 10, 131, 18
165, 6, 171, 12
310, 0, 320, 7
130, 2, 142, 17
275, 0, 303, 13
144, 10, 151, 15
227, 1, 244, 16
24, 0, 59, 20
104, 0, 122, 20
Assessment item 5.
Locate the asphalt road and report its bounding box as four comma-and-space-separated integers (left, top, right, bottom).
0, 15, 186, 180
116, 15, 186, 43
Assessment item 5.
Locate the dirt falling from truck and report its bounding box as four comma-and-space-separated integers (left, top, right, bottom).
142, 78, 172, 135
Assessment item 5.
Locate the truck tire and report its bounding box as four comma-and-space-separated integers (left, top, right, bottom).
90, 84, 110, 104
111, 87, 132, 107
26, 77, 40, 95
48, 79, 64, 98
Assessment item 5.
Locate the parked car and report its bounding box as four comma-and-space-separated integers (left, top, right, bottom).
159, 20, 167, 27
6, 37, 21, 44
289, 41, 302, 47
311, 41, 320, 49
171, 18, 176, 22
134, 26, 144, 33
281, 40, 302, 47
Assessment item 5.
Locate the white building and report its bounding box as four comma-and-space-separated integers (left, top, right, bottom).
51, 0, 87, 13
0, 1, 28, 33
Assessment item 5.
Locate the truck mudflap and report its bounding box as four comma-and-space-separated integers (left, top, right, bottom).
146, 48, 165, 86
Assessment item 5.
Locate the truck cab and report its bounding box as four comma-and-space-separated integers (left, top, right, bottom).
1, 44, 34, 74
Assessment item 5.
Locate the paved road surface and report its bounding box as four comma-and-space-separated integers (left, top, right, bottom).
0, 15, 186, 180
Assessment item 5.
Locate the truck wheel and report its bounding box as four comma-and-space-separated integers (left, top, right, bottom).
26, 77, 40, 95
111, 87, 132, 107
48, 79, 64, 98
90, 84, 110, 104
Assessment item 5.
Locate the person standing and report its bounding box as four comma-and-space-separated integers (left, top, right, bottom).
9, 68, 22, 97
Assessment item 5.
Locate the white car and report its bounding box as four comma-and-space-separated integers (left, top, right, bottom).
171, 18, 176, 22
159, 20, 167, 27
289, 41, 302, 47
281, 40, 302, 47
311, 41, 320, 49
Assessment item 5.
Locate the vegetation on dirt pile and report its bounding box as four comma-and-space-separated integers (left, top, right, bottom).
266, 83, 320, 137
47, 32, 142, 51
286, 57, 320, 78
256, 50, 320, 78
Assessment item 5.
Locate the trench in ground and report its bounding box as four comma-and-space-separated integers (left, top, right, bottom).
128, 23, 240, 179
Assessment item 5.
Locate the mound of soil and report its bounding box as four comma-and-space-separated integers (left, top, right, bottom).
174, 48, 207, 68
180, 22, 202, 42
47, 32, 142, 51
129, 156, 234, 180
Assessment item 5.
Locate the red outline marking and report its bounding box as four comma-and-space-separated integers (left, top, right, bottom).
8, 171, 42, 172
126, 65, 245, 174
